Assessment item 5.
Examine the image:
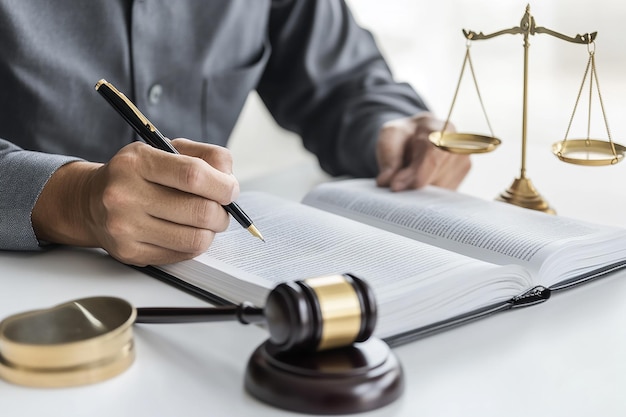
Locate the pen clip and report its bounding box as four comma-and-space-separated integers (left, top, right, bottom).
95, 79, 157, 134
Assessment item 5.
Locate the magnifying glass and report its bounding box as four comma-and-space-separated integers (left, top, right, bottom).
0, 296, 135, 388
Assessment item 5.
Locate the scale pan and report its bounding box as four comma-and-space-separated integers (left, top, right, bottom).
552, 139, 626, 166
429, 132, 501, 154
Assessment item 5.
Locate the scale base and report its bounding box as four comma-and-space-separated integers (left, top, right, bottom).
497, 177, 555, 214
244, 338, 404, 415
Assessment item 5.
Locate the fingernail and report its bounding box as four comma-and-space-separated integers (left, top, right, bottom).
390, 179, 407, 191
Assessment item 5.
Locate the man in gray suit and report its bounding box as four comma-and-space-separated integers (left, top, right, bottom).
0, 0, 469, 266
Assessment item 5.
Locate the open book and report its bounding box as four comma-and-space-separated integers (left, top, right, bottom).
149, 179, 626, 346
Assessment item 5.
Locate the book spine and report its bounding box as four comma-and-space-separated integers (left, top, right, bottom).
509, 286, 551, 308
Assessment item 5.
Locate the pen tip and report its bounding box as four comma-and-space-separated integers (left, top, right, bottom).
248, 224, 265, 243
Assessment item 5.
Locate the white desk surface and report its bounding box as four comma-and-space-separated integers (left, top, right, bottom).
2, 149, 626, 417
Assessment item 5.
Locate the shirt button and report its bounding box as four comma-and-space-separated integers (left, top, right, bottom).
148, 84, 163, 105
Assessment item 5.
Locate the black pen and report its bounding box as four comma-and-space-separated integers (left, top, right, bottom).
94, 79, 264, 242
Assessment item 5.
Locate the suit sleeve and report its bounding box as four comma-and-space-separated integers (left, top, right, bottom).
0, 139, 80, 250
257, 0, 429, 177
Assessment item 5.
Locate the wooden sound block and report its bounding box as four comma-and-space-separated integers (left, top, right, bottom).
244, 337, 404, 415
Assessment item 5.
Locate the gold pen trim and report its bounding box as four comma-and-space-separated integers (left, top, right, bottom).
94, 79, 157, 133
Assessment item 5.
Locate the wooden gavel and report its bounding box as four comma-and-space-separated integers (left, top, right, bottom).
135, 273, 377, 352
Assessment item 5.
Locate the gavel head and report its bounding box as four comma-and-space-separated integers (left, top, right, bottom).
263, 274, 377, 352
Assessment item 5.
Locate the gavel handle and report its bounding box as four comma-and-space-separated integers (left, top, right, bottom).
135, 302, 264, 324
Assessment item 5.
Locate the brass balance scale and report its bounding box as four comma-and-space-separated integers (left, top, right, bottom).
429, 5, 626, 214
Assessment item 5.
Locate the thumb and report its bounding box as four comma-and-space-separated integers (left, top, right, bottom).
376, 123, 410, 187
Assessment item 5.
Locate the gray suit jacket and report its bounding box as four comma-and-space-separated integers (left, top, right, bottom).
0, 0, 427, 250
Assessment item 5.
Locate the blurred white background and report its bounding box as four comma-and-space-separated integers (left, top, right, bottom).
230, 0, 626, 224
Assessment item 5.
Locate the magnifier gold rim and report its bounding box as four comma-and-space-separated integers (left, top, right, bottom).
0, 297, 137, 387
429, 131, 501, 154
0, 341, 135, 388
552, 139, 626, 166
0, 297, 136, 369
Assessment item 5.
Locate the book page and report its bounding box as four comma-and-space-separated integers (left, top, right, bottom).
158, 192, 532, 339
302, 179, 626, 286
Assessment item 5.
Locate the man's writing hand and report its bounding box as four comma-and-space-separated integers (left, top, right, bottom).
33, 139, 237, 266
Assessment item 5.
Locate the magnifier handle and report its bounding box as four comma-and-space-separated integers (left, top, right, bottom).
135, 302, 264, 325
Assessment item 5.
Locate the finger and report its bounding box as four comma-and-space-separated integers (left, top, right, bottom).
168, 139, 240, 201
431, 154, 471, 189
170, 138, 234, 174
385, 136, 439, 191
98, 172, 230, 237
375, 123, 413, 187
139, 219, 218, 254
108, 240, 206, 267
393, 149, 470, 191
385, 116, 462, 190
143, 184, 231, 230
103, 210, 218, 259
130, 143, 239, 204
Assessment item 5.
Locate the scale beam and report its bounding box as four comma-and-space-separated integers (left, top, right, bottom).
462, 5, 596, 45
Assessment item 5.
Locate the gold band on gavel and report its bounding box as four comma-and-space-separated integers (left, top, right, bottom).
304, 275, 362, 351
